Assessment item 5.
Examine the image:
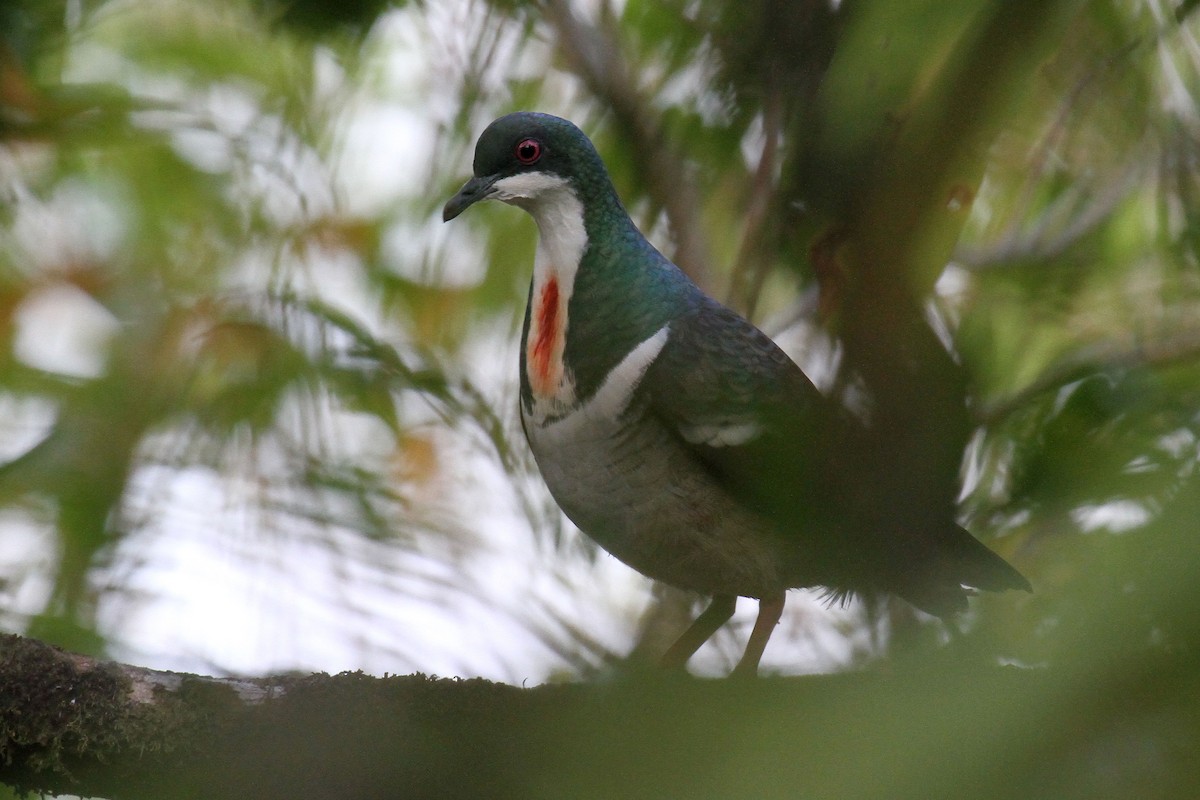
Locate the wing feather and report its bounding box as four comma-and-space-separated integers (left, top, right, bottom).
640, 300, 835, 525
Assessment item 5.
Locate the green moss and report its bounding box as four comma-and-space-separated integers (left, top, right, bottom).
0, 634, 133, 775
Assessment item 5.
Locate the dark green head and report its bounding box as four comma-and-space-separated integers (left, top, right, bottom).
442, 112, 614, 222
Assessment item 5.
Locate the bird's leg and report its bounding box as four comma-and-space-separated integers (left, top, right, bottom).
731, 591, 786, 677
660, 594, 737, 670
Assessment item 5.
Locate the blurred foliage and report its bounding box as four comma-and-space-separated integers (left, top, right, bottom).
0, 0, 545, 660
2, 0, 1200, 794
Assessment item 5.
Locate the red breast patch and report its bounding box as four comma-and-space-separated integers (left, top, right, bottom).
529, 275, 560, 395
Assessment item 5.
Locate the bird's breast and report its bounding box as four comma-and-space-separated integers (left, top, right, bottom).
521, 185, 588, 420
522, 325, 788, 596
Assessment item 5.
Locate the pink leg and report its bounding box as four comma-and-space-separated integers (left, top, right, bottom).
660, 594, 737, 669
732, 592, 786, 677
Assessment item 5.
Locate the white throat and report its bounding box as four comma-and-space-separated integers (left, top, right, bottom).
492, 171, 588, 422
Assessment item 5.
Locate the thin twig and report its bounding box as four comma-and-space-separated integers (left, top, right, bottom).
725, 88, 783, 319
976, 326, 1200, 425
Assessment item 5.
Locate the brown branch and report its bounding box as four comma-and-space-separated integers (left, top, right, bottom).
0, 633, 536, 800
3, 633, 1199, 799
725, 89, 784, 320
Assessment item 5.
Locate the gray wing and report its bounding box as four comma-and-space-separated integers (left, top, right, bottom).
640, 300, 837, 528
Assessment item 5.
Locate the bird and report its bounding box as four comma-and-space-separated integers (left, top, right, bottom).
443, 111, 1030, 675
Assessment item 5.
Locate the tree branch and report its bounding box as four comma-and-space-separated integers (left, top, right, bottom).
3, 633, 1199, 799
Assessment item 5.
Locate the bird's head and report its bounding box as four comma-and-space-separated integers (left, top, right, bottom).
442, 112, 608, 222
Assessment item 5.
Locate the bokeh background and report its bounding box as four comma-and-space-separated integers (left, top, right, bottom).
2, 3, 1200, 786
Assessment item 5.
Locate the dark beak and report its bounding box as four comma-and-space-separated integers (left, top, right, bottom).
442, 175, 498, 222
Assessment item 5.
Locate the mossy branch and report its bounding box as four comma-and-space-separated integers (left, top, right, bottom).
3, 632, 1199, 800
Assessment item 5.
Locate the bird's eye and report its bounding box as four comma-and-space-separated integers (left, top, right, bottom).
515, 138, 542, 165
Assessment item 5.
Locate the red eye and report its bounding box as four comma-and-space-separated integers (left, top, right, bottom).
515, 138, 542, 165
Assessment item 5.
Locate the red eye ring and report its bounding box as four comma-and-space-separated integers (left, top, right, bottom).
515, 138, 542, 165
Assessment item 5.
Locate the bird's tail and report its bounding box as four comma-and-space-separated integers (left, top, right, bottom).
944, 525, 1031, 593
897, 525, 1031, 618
